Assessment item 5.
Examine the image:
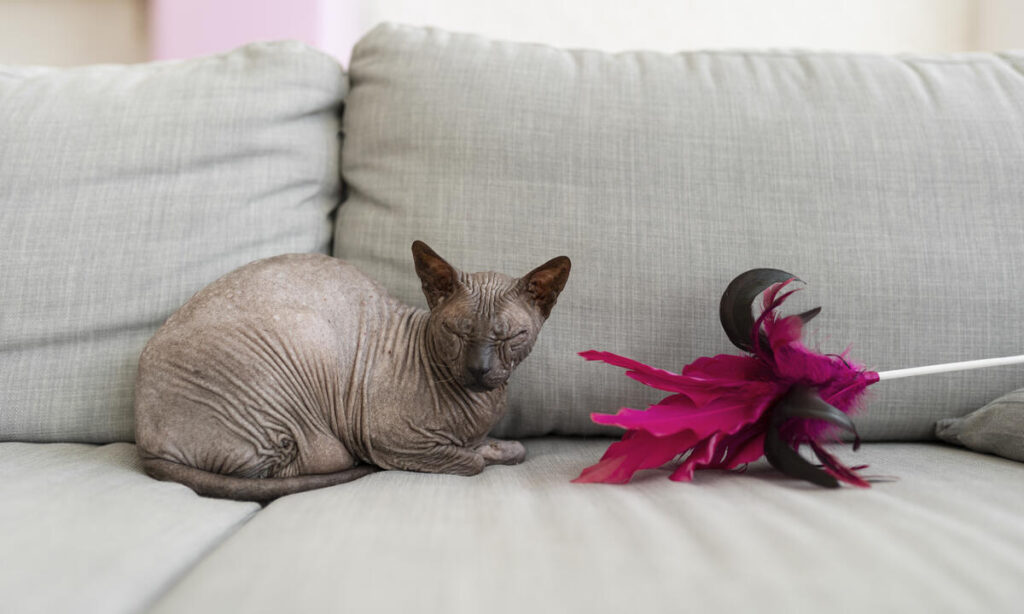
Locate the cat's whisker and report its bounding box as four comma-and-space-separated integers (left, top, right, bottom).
422, 358, 456, 383
427, 371, 457, 384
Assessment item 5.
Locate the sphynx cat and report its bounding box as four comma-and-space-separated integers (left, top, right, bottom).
134, 241, 570, 501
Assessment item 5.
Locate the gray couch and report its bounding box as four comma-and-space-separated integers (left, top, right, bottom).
3, 23, 1023, 614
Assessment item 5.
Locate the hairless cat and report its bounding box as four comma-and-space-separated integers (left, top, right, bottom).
135, 241, 570, 501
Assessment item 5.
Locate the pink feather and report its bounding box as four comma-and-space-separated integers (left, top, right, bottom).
575, 280, 878, 486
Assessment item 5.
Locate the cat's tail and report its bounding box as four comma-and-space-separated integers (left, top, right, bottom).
142, 457, 379, 503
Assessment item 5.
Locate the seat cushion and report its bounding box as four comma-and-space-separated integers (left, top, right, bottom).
336, 24, 1024, 439
0, 442, 258, 614
147, 438, 1024, 613
0, 42, 345, 443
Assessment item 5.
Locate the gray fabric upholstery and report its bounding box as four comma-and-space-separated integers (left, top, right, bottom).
147, 438, 1024, 613
937, 388, 1024, 462
0, 442, 258, 614
0, 42, 345, 443
335, 24, 1024, 439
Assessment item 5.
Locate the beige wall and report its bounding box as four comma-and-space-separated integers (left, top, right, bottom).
0, 0, 146, 66
0, 0, 1020, 67
978, 0, 1024, 49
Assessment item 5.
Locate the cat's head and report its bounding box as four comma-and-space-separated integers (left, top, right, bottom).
412, 240, 571, 393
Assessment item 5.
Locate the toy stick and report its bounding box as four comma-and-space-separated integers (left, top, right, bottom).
877, 354, 1024, 381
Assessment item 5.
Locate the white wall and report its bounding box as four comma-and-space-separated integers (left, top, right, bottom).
1, 0, 1022, 67
359, 0, 981, 55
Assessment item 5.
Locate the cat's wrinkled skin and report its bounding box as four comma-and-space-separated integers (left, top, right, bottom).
134, 242, 570, 501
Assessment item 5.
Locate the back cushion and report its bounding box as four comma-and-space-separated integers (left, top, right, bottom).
336, 24, 1024, 440
1, 42, 345, 442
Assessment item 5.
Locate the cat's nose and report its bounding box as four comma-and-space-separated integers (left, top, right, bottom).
468, 365, 491, 380
466, 365, 494, 392
466, 343, 493, 384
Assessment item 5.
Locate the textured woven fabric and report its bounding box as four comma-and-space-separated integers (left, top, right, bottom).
0, 442, 258, 614
147, 438, 1024, 613
0, 42, 345, 442
937, 388, 1024, 462
335, 24, 1024, 439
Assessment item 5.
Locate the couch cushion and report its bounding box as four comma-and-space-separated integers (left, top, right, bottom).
0, 442, 258, 614
335, 23, 1024, 439
0, 42, 345, 443
145, 438, 1024, 613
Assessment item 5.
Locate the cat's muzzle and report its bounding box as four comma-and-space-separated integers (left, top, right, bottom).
466, 366, 503, 392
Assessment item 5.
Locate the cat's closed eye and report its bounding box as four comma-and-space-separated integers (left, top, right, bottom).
499, 330, 528, 345
442, 321, 468, 337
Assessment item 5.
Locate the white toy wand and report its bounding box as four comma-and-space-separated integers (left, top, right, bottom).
877, 355, 1024, 381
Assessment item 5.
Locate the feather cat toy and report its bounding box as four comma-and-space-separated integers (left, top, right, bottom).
575, 269, 1024, 488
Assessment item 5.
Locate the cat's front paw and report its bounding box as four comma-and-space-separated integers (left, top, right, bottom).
476, 438, 526, 466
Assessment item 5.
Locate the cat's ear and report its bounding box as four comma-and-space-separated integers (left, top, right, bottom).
412, 240, 457, 309
520, 256, 571, 318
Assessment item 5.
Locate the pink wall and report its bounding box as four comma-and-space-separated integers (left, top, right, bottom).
149, 0, 361, 64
